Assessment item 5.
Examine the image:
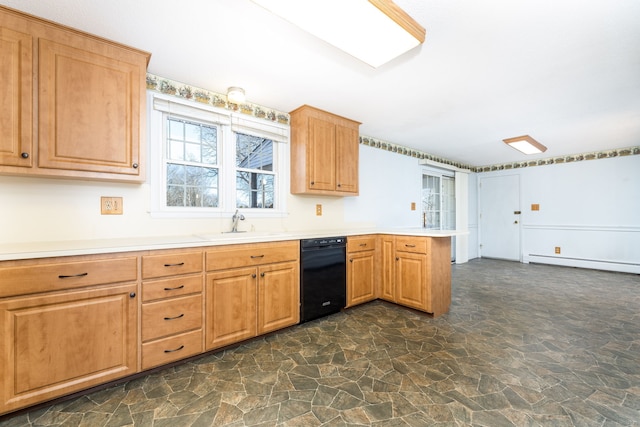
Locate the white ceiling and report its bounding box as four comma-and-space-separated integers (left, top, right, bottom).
3, 0, 639, 166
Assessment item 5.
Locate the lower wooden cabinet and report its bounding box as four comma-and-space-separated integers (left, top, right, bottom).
379, 235, 452, 317
0, 283, 138, 414
346, 235, 377, 307
205, 241, 300, 351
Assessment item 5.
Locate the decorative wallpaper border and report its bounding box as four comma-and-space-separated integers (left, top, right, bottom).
146, 73, 638, 172
360, 135, 640, 172
360, 135, 476, 170
473, 146, 640, 172
145, 73, 290, 125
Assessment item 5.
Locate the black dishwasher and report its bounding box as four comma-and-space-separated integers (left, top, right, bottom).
300, 237, 347, 323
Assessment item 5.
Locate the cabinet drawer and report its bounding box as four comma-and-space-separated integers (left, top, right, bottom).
142, 251, 202, 279
141, 329, 202, 370
142, 294, 202, 341
347, 235, 376, 253
142, 275, 202, 302
0, 256, 137, 298
395, 236, 427, 254
206, 241, 298, 271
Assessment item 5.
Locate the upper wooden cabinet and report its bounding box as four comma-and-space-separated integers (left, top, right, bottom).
289, 105, 360, 196
0, 6, 150, 182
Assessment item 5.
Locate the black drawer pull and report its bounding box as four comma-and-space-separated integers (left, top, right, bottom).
250, 255, 265, 259
164, 285, 185, 291
164, 313, 185, 321
58, 272, 88, 279
164, 345, 184, 353
405, 244, 416, 248
164, 262, 185, 267
359, 243, 367, 247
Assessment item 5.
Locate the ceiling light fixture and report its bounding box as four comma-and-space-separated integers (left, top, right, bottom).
251, 0, 425, 68
227, 87, 246, 104
503, 135, 547, 155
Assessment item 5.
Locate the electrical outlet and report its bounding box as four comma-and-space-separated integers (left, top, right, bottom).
531, 203, 540, 211
316, 204, 322, 216
411, 202, 416, 211
555, 246, 561, 254
101, 197, 123, 215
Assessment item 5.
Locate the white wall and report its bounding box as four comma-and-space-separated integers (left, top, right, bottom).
475, 155, 640, 273
0, 144, 425, 244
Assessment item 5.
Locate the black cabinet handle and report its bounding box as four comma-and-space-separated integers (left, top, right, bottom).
396, 257, 399, 261
132, 163, 139, 169
164, 345, 184, 353
21, 152, 29, 158
310, 181, 315, 186
164, 313, 185, 321
58, 272, 88, 279
250, 255, 265, 259
164, 262, 185, 267
252, 273, 257, 278
261, 272, 265, 277
164, 285, 185, 291
359, 243, 367, 247
130, 292, 136, 298
350, 259, 353, 262
405, 244, 416, 248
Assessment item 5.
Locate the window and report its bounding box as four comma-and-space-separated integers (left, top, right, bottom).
235, 133, 275, 209
166, 118, 219, 207
422, 172, 455, 230
148, 93, 289, 217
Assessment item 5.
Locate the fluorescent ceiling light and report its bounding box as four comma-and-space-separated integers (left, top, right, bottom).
251, 0, 426, 68
503, 135, 547, 155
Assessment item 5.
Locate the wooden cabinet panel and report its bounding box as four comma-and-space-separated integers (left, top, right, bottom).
141, 294, 202, 342
0, 283, 137, 413
308, 116, 336, 191
142, 275, 202, 302
38, 38, 144, 177
290, 105, 360, 196
347, 235, 376, 253
206, 241, 298, 271
0, 22, 32, 168
379, 236, 395, 302
257, 261, 299, 335
395, 252, 428, 311
335, 123, 359, 193
347, 251, 376, 307
142, 251, 203, 279
141, 329, 202, 371
395, 236, 428, 254
0, 256, 137, 298
205, 267, 257, 350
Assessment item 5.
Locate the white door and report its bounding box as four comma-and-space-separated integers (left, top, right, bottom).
479, 174, 521, 261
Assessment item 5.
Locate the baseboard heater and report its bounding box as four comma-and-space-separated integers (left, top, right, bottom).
526, 254, 640, 274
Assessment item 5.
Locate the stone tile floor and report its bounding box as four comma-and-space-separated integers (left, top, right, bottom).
1, 259, 639, 426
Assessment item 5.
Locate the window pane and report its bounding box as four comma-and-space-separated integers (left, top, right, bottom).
169, 120, 183, 140
184, 122, 201, 143
167, 117, 217, 165
168, 140, 184, 161
236, 133, 273, 171
236, 171, 274, 208
185, 143, 201, 162
166, 164, 218, 207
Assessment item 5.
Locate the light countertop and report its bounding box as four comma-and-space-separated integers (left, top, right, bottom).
0, 228, 467, 261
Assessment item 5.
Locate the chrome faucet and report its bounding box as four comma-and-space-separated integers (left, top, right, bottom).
231, 209, 245, 232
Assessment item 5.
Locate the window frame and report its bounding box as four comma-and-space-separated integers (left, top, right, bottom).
148, 92, 289, 218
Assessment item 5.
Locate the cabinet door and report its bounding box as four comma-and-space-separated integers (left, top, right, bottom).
335, 123, 359, 194
347, 250, 376, 307
307, 116, 336, 191
257, 261, 299, 335
0, 284, 137, 414
38, 37, 145, 178
395, 252, 428, 311
205, 268, 257, 350
0, 24, 33, 167
380, 236, 395, 302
